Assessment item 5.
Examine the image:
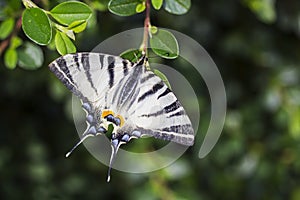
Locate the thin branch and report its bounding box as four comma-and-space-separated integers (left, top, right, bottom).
142, 0, 151, 54
0, 16, 22, 56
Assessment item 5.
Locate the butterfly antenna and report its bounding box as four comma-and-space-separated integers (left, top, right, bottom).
65, 134, 91, 158
107, 139, 123, 182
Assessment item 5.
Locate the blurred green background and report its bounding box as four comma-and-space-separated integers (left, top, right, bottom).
1, 0, 300, 199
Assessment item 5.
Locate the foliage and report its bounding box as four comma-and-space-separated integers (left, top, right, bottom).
0, 0, 187, 70
0, 0, 92, 70
149, 28, 179, 59
243, 0, 276, 23
1, 0, 300, 200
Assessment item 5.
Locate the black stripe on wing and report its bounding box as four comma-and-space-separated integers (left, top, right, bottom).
107, 56, 115, 88
168, 110, 185, 118
81, 53, 99, 96
99, 54, 104, 69
164, 100, 181, 113
73, 54, 81, 71
158, 88, 172, 99
122, 60, 129, 76
116, 64, 143, 108
161, 124, 192, 132
140, 73, 156, 83
140, 110, 164, 117
132, 126, 194, 146
55, 57, 77, 87
137, 81, 164, 102
49, 60, 84, 100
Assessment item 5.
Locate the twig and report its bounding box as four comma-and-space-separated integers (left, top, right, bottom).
142, 0, 151, 54
0, 16, 22, 56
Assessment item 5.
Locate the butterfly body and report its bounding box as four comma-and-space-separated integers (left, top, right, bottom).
49, 52, 194, 181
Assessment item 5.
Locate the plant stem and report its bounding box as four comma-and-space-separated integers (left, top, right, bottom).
22, 0, 38, 8
141, 0, 151, 54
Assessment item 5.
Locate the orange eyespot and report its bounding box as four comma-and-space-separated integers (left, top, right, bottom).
101, 110, 125, 127
101, 110, 114, 118
116, 114, 125, 127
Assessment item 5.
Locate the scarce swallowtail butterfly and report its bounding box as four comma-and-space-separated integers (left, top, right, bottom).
49, 52, 194, 182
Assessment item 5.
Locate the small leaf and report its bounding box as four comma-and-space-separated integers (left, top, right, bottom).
163, 0, 191, 15
106, 124, 114, 138
136, 2, 146, 13
8, 0, 21, 10
243, 0, 276, 23
150, 25, 158, 34
50, 1, 92, 26
54, 24, 75, 40
0, 18, 15, 39
4, 48, 17, 70
108, 0, 143, 16
120, 48, 143, 62
91, 0, 110, 11
65, 30, 75, 40
10, 36, 23, 49
18, 42, 44, 70
150, 29, 179, 59
153, 69, 172, 89
151, 0, 163, 10
55, 31, 76, 55
47, 36, 56, 50
68, 20, 87, 33
22, 8, 52, 45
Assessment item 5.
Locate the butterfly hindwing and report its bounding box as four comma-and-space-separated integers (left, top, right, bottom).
123, 70, 194, 146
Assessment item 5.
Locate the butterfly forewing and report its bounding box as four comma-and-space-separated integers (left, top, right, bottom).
49, 53, 133, 103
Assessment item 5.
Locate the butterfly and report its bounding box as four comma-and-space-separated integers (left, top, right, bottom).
49, 52, 194, 181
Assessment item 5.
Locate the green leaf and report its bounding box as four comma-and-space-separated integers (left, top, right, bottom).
150, 29, 179, 59
22, 8, 52, 45
163, 0, 191, 15
150, 25, 158, 34
243, 0, 276, 23
288, 107, 300, 139
8, 0, 21, 10
136, 2, 146, 13
47, 36, 56, 50
153, 69, 172, 89
54, 23, 75, 40
120, 48, 143, 62
0, 18, 15, 39
18, 42, 44, 70
55, 31, 76, 55
91, 0, 110, 11
106, 124, 114, 138
50, 1, 92, 26
4, 48, 17, 70
151, 0, 163, 10
68, 20, 87, 33
108, 0, 143, 16
10, 36, 23, 49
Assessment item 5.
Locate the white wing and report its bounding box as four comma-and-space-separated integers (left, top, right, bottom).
49, 52, 134, 103
118, 69, 194, 146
